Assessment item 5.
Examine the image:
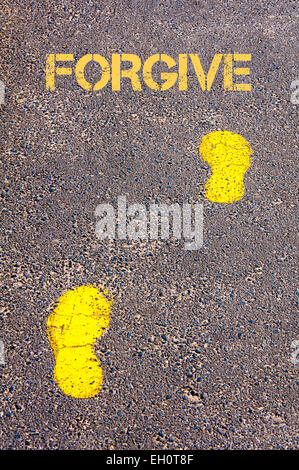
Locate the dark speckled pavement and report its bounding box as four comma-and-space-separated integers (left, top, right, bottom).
0, 0, 298, 450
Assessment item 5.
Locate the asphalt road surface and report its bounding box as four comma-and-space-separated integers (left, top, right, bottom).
0, 0, 298, 450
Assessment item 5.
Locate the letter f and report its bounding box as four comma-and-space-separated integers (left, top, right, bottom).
46, 54, 74, 90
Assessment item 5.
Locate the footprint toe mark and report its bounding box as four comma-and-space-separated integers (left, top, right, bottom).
199, 130, 253, 204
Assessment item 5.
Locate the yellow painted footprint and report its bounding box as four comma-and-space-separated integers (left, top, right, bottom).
47, 285, 113, 398
199, 130, 253, 203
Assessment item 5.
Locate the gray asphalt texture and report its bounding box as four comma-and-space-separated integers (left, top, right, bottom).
0, 0, 298, 450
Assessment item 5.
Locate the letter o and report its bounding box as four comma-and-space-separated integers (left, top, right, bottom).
75, 54, 110, 90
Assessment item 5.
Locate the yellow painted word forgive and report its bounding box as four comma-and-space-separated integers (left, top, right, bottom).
46, 53, 251, 92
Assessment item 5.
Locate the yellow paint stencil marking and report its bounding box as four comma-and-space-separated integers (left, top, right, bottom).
47, 285, 113, 398
199, 131, 253, 203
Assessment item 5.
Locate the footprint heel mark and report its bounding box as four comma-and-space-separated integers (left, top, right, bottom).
46, 285, 113, 398
199, 130, 253, 204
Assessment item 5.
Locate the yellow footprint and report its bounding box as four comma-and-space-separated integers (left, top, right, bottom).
199, 130, 253, 203
47, 285, 113, 398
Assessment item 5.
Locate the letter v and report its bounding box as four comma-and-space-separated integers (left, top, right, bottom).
189, 54, 222, 91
